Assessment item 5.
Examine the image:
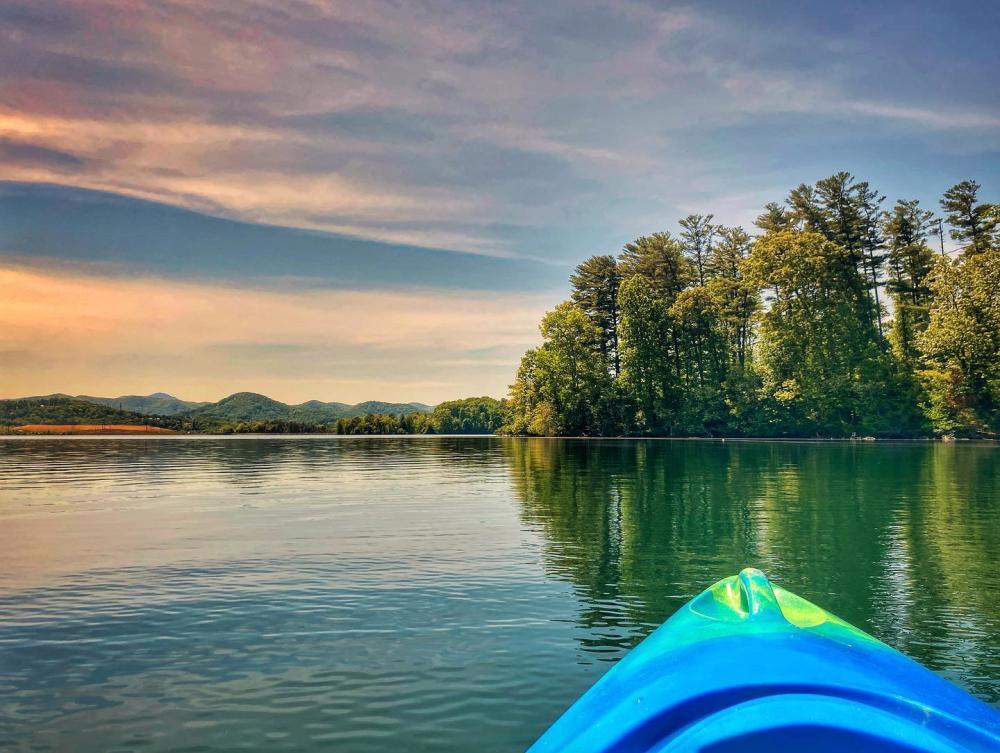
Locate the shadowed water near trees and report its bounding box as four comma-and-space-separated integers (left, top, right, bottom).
503, 439, 1000, 700
2, 436, 997, 753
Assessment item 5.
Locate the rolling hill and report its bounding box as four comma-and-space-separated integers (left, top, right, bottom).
3, 391, 435, 427
24, 392, 208, 415
187, 393, 431, 422
185, 392, 291, 421
77, 392, 209, 415
0, 397, 176, 428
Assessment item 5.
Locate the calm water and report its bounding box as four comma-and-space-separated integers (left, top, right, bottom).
1, 437, 998, 751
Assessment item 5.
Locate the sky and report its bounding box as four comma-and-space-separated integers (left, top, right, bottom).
1, 0, 998, 403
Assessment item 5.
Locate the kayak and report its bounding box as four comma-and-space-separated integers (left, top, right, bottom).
527, 568, 1000, 752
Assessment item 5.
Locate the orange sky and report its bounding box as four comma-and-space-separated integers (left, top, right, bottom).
0, 264, 549, 403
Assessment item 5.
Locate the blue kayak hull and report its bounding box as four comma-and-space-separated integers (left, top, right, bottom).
527, 569, 1000, 752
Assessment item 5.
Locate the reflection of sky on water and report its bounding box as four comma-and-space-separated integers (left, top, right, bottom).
0, 437, 997, 752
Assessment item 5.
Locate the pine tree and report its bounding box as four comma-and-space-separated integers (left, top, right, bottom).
856, 181, 888, 339
705, 227, 757, 369
883, 199, 936, 363
679, 213, 716, 285
940, 180, 998, 256
755, 202, 794, 233
618, 233, 695, 302
570, 255, 621, 377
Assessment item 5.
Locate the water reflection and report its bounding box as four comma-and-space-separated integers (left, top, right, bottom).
503, 439, 1000, 700
0, 436, 996, 753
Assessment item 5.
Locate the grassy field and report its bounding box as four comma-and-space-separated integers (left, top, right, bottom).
10, 424, 178, 435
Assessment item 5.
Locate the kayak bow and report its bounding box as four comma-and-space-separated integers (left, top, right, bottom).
528, 568, 1000, 752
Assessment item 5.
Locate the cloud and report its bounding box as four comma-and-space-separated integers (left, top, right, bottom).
2, 0, 997, 401
0, 182, 569, 290
717, 71, 1000, 132
0, 0, 704, 256
842, 102, 1000, 130
0, 263, 551, 403
1, 0, 997, 269
0, 137, 87, 170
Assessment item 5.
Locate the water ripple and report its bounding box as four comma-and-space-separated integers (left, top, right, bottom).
0, 436, 997, 751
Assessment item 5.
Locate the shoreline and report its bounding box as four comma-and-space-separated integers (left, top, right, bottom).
0, 430, 993, 442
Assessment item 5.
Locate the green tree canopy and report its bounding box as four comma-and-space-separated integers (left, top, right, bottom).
502, 174, 996, 438
745, 229, 896, 434
940, 180, 999, 256
918, 249, 1000, 433
618, 233, 695, 302
570, 255, 621, 377
501, 303, 614, 436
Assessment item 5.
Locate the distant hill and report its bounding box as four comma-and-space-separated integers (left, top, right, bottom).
77, 392, 209, 415
342, 401, 431, 418
0, 397, 168, 427
289, 399, 352, 424
185, 392, 291, 421
4, 391, 435, 427
188, 393, 431, 422
294, 399, 351, 411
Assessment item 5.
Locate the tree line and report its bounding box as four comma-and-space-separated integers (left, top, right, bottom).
1, 396, 505, 435
336, 397, 504, 435
500, 175, 999, 438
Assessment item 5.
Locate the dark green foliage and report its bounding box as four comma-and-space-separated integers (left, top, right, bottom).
335, 413, 414, 434
705, 227, 757, 369
940, 180, 998, 256
669, 286, 731, 433
75, 393, 209, 415
754, 202, 793, 233
504, 174, 998, 438
184, 393, 428, 423
0, 397, 175, 427
884, 199, 936, 363
918, 250, 1000, 434
570, 255, 621, 376
679, 213, 716, 286
216, 420, 333, 434
336, 398, 505, 435
618, 233, 695, 301
500, 303, 615, 436
746, 230, 921, 436
616, 274, 679, 434
187, 392, 290, 421
430, 397, 504, 434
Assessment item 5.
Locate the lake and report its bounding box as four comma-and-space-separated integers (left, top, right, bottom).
1, 436, 997, 751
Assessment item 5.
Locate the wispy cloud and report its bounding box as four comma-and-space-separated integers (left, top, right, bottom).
0, 0, 706, 255
1, 0, 997, 265
843, 102, 1000, 130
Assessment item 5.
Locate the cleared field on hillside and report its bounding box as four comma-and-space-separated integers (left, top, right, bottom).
11, 424, 178, 435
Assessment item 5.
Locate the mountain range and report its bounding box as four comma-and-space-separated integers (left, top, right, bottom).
11, 392, 433, 423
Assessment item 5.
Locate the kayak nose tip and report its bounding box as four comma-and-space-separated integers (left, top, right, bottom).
738, 567, 784, 621
689, 568, 792, 623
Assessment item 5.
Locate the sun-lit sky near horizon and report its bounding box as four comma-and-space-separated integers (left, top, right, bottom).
1, 0, 998, 403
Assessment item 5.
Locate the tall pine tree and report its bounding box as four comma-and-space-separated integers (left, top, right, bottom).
570, 255, 621, 377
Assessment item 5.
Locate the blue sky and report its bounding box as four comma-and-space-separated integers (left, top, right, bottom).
1, 0, 998, 402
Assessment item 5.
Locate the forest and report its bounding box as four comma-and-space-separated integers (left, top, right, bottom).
0, 396, 504, 435
501, 175, 1000, 438
335, 397, 504, 435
